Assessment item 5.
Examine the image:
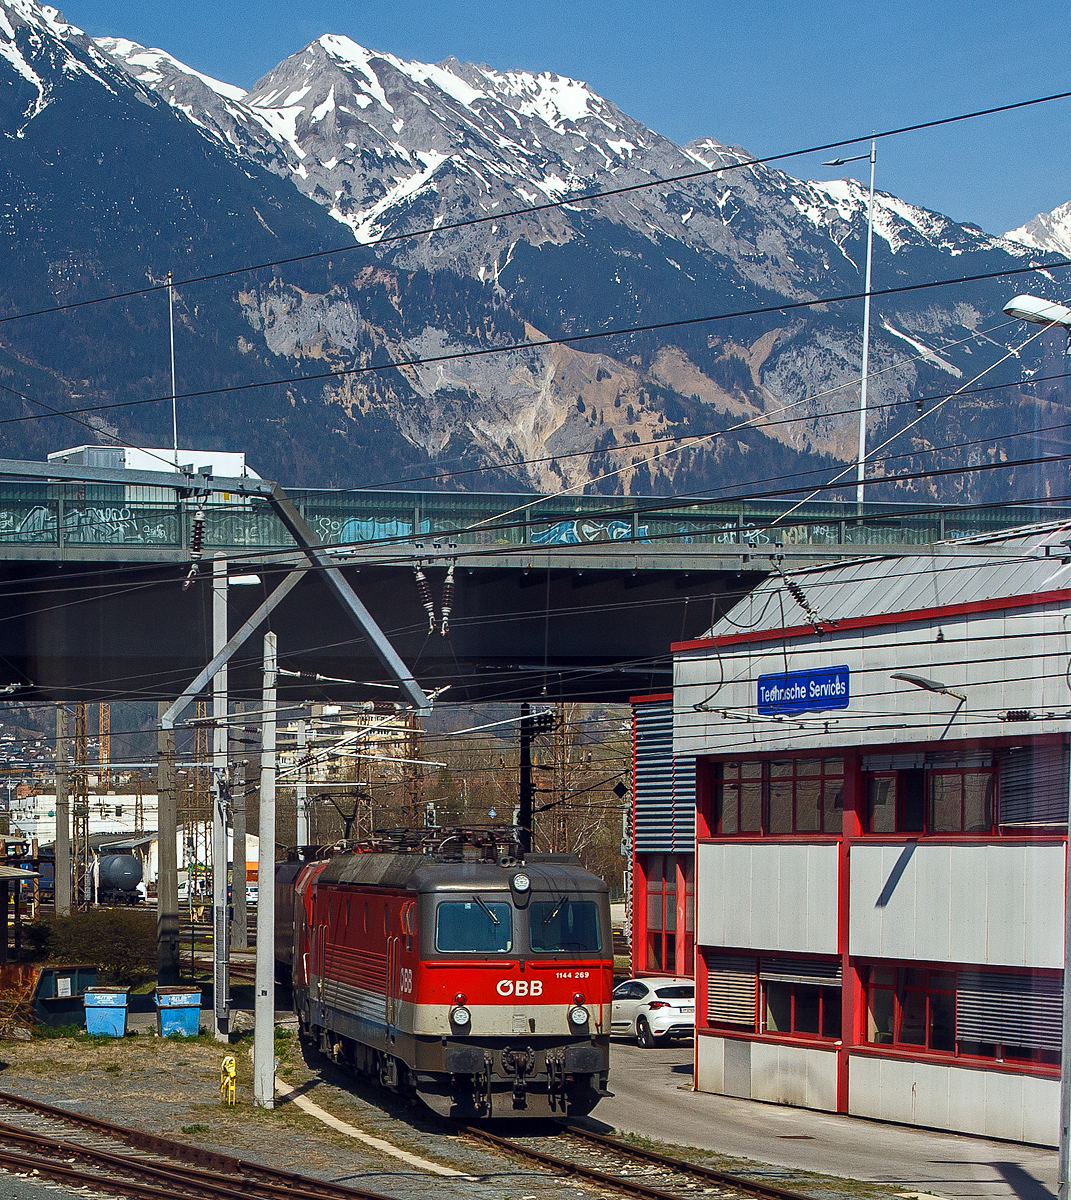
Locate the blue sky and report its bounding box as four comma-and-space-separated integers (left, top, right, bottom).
67, 0, 1069, 235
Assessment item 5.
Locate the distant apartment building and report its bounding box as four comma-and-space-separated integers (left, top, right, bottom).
670, 526, 1069, 1145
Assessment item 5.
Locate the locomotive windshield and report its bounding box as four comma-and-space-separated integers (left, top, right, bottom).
435, 899, 513, 952
528, 898, 602, 952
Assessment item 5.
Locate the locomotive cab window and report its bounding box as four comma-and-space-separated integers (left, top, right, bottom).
529, 898, 601, 953
435, 899, 512, 952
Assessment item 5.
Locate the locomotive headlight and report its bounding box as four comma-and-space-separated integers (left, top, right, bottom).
451, 1005, 471, 1028
511, 872, 531, 893
568, 1005, 589, 1026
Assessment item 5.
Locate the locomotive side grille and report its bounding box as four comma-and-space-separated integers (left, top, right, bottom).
314, 974, 388, 1028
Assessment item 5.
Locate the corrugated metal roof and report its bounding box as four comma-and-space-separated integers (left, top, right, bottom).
702, 522, 1071, 639
0, 865, 39, 879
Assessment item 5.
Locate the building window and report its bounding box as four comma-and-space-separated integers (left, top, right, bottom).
714, 759, 843, 836
929, 770, 993, 833
645, 854, 676, 972
865, 768, 994, 834
863, 963, 1060, 1066
703, 952, 842, 1042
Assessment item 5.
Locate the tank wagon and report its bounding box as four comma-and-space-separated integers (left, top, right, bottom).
97, 854, 142, 905
276, 830, 612, 1118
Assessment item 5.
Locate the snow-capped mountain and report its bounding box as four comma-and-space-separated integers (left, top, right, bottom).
1005, 201, 1071, 260
0, 0, 1067, 499
99, 32, 1023, 293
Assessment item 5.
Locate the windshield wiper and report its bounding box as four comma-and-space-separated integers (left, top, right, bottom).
542, 896, 567, 926
473, 894, 500, 925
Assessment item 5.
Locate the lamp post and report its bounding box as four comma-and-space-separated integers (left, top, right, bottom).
1004, 292, 1071, 1200
824, 136, 876, 512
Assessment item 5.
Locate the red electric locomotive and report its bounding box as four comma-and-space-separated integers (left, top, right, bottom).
276, 830, 613, 1118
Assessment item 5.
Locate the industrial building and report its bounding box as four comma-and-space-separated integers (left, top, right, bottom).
667, 525, 1070, 1145
630, 694, 696, 977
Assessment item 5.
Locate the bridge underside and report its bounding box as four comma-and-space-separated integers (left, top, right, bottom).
0, 559, 760, 705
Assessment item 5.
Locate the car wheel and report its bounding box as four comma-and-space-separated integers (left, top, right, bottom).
636, 1016, 656, 1048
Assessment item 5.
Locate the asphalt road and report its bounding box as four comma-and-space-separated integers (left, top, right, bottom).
582, 1038, 1057, 1200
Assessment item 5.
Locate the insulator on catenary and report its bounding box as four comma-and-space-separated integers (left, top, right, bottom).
182, 508, 206, 592
413, 564, 436, 634
439, 560, 456, 637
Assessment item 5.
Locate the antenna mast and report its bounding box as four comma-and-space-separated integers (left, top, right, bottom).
168, 271, 178, 467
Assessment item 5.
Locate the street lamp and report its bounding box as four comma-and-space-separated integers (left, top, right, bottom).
824, 135, 876, 512
889, 671, 965, 702
1003, 296, 1071, 357
889, 671, 966, 741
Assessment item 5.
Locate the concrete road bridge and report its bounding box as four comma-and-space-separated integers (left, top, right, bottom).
0, 459, 1051, 704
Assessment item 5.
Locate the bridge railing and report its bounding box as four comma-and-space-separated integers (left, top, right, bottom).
0, 482, 1060, 553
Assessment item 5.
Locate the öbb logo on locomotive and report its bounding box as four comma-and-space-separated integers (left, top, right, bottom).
275, 830, 613, 1120
495, 978, 543, 996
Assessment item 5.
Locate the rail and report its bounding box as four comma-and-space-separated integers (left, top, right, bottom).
463, 1121, 820, 1200
0, 1090, 396, 1200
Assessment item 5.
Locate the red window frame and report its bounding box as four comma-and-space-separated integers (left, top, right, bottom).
645, 853, 677, 974
864, 767, 996, 835
713, 758, 844, 836
762, 978, 842, 1041
863, 962, 1059, 1069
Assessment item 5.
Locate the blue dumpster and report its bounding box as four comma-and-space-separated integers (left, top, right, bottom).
84, 987, 129, 1037
155, 987, 202, 1037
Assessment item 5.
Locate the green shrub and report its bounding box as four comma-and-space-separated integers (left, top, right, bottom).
28, 911, 157, 986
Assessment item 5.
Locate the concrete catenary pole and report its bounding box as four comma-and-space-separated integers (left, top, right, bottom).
295, 719, 308, 849
54, 706, 70, 918
157, 701, 179, 984
231, 759, 247, 950
253, 632, 277, 1109
212, 556, 230, 1041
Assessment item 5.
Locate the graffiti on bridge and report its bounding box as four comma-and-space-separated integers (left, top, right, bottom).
529, 518, 649, 545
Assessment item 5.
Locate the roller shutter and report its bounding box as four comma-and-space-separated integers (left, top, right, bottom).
999, 744, 1068, 827
633, 700, 696, 852
759, 957, 842, 987
705, 953, 757, 1028
956, 970, 1062, 1052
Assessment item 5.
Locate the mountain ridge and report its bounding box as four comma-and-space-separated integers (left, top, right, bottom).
0, 0, 1067, 502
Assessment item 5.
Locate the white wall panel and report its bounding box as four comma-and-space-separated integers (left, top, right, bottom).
674, 606, 1070, 759
848, 1055, 1058, 1145
750, 1041, 838, 1111
850, 843, 1063, 967
696, 1036, 837, 1110
695, 1034, 726, 1095
697, 842, 838, 954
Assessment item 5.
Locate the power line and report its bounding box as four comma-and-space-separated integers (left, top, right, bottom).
3, 256, 1067, 426
2, 86, 1069, 328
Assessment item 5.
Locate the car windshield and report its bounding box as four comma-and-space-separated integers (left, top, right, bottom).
435, 900, 512, 952
655, 985, 694, 1000
529, 899, 601, 952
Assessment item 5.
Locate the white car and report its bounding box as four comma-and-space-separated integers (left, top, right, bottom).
611, 976, 695, 1047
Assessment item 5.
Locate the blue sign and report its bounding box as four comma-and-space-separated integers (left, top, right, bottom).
757, 666, 850, 715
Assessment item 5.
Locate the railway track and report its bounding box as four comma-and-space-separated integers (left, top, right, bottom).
463, 1121, 817, 1200
0, 1090, 398, 1200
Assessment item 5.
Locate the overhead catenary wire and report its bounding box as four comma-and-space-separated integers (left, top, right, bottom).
2, 85, 1071, 328
3, 255, 1069, 434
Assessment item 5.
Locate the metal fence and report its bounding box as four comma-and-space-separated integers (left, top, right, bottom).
0, 481, 1059, 552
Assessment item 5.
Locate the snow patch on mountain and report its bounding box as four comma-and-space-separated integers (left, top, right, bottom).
93, 37, 245, 101
1005, 200, 1071, 259
0, 0, 101, 131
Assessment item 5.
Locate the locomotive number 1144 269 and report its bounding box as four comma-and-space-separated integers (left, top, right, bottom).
554, 970, 590, 979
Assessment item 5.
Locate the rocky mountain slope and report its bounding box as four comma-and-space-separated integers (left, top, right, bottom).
0, 0, 1067, 502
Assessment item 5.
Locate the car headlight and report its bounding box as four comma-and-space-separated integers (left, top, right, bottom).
512, 872, 531, 892
451, 1005, 471, 1027
568, 1005, 589, 1026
